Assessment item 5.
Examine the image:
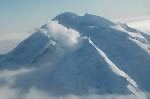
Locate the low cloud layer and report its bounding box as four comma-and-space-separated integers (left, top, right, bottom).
0, 32, 31, 54
0, 68, 149, 99
0, 86, 148, 99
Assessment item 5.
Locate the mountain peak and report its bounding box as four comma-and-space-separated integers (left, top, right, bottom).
54, 12, 115, 30
53, 12, 78, 21
57, 12, 78, 17
84, 13, 106, 20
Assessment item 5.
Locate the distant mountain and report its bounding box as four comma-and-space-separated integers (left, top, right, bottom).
0, 12, 149, 98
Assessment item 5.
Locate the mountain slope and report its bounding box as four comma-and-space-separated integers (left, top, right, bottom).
89, 38, 146, 99
15, 38, 130, 95
0, 31, 51, 69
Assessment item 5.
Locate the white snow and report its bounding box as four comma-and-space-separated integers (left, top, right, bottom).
129, 38, 150, 54
111, 24, 145, 39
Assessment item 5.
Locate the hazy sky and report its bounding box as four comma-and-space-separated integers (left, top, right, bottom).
0, 0, 150, 34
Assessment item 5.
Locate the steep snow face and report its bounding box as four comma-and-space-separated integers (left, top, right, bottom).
89, 38, 147, 99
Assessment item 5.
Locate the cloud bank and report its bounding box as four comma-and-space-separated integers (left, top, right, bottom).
0, 68, 149, 99
0, 86, 148, 99
0, 32, 31, 55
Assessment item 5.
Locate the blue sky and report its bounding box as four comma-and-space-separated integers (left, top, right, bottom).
0, 0, 150, 34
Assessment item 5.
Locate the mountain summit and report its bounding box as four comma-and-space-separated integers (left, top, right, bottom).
54, 12, 115, 30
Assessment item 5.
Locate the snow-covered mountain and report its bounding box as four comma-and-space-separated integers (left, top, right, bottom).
0, 12, 150, 98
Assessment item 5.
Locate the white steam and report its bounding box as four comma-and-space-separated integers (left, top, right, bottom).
44, 21, 80, 49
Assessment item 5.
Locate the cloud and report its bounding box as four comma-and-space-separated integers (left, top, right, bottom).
44, 21, 81, 49
0, 68, 149, 99
0, 86, 19, 99
0, 86, 148, 99
25, 88, 137, 99
0, 68, 35, 79
127, 19, 150, 34
24, 87, 51, 99
0, 32, 31, 55
0, 68, 35, 86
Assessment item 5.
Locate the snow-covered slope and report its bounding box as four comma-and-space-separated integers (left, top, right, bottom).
111, 23, 150, 54
0, 31, 51, 69
0, 12, 150, 98
89, 38, 146, 99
